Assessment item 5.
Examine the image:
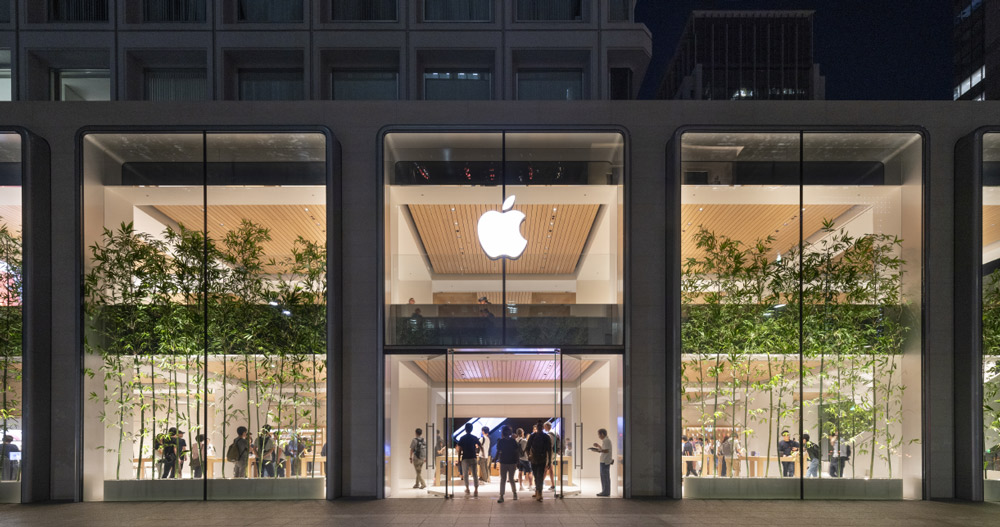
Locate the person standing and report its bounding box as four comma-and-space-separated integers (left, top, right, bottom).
516, 428, 531, 490
682, 436, 697, 477
494, 425, 520, 503
829, 432, 850, 477
455, 422, 482, 497
593, 428, 613, 497
254, 425, 276, 478
803, 433, 821, 478
777, 430, 799, 478
1, 435, 19, 481
409, 428, 427, 489
190, 434, 206, 479
232, 427, 251, 478
478, 426, 492, 483
526, 420, 552, 502
718, 435, 732, 477
543, 421, 559, 490
159, 428, 185, 479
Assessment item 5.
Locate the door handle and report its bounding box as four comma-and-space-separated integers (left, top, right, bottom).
426, 422, 433, 470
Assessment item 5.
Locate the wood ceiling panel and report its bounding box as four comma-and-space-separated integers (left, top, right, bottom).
681, 204, 853, 262
155, 205, 326, 271
984, 206, 1000, 246
414, 358, 593, 384
408, 204, 599, 275
0, 205, 22, 233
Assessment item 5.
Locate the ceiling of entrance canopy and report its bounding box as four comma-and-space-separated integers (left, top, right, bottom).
409, 203, 598, 275
415, 357, 594, 384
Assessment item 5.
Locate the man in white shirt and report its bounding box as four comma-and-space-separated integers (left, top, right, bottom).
478, 426, 491, 483
593, 428, 613, 497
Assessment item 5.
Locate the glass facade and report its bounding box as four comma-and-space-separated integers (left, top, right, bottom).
81, 131, 328, 501
0, 133, 21, 503
984, 132, 1000, 499
680, 131, 923, 499
383, 131, 623, 348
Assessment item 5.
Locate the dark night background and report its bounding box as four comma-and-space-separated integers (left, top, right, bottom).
635, 0, 953, 100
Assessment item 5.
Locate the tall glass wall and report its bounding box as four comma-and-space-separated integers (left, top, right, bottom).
383, 131, 624, 349
679, 131, 923, 499
983, 132, 1000, 500
0, 133, 22, 503
82, 132, 328, 501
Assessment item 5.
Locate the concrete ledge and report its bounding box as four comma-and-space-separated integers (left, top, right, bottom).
985, 479, 1000, 502
683, 477, 902, 499
103, 478, 325, 501
0, 481, 20, 503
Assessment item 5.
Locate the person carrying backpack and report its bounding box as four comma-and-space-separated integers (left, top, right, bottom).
409, 428, 427, 489
227, 426, 251, 478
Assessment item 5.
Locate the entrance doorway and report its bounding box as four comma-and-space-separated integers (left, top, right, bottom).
384, 350, 622, 499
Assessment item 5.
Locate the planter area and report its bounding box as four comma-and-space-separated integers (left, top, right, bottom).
104, 478, 325, 501
986, 479, 1000, 502
0, 481, 20, 503
683, 477, 903, 500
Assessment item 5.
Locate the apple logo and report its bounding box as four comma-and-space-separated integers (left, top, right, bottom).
477, 195, 528, 260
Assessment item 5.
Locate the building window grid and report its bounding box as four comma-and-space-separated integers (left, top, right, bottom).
143, 0, 206, 23
423, 0, 491, 22
955, 65, 986, 100
50, 0, 108, 22
238, 0, 304, 22
331, 0, 397, 21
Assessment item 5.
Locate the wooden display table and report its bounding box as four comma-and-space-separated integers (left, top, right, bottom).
681, 455, 802, 478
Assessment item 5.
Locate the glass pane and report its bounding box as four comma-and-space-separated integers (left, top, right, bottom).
424, 0, 491, 22
331, 0, 396, 21
383, 132, 503, 347
205, 132, 327, 499
384, 353, 443, 497
55, 69, 111, 101
0, 50, 11, 102
50, 0, 109, 22
503, 132, 624, 347
143, 0, 206, 22
0, 133, 21, 502
238, 70, 304, 101
238, 0, 303, 22
516, 0, 583, 21
680, 132, 801, 498
984, 133, 1000, 500
81, 133, 206, 500
144, 69, 208, 101
0, 0, 9, 23
423, 71, 491, 101
609, 0, 628, 22
517, 70, 583, 101
802, 133, 922, 499
561, 354, 621, 498
332, 71, 398, 100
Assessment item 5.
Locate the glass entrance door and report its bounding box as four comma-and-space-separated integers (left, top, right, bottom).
561, 353, 623, 498
383, 352, 446, 498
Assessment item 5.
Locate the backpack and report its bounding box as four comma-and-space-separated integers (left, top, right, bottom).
720, 441, 733, 457
226, 440, 242, 462
414, 437, 427, 460
530, 432, 551, 463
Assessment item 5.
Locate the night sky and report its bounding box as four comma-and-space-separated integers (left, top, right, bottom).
635, 0, 953, 100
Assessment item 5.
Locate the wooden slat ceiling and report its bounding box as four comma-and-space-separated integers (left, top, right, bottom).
0, 205, 22, 233
415, 358, 593, 384
681, 204, 854, 262
984, 206, 1000, 246
408, 204, 599, 275
155, 205, 326, 271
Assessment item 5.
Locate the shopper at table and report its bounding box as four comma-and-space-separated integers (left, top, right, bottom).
682, 436, 697, 477
494, 425, 520, 503
718, 435, 733, 477
455, 422, 482, 497
777, 430, 799, 477
409, 428, 427, 489
593, 428, 613, 496
526, 420, 552, 501
516, 428, 532, 490
231, 426, 251, 478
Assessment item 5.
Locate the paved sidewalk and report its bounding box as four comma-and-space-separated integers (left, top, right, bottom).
0, 498, 998, 526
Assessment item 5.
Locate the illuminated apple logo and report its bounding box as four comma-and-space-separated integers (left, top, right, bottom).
477, 195, 527, 260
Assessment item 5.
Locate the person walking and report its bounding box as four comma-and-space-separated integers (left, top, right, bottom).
516, 428, 531, 490
231, 426, 251, 478
409, 428, 427, 489
478, 426, 492, 483
593, 428, 613, 496
526, 420, 552, 502
494, 425, 520, 503
543, 421, 559, 490
455, 422, 482, 497
803, 433, 821, 478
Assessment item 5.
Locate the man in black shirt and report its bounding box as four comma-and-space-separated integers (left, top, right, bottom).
777, 430, 799, 477
525, 421, 552, 501
682, 436, 697, 477
455, 422, 482, 497
160, 428, 186, 479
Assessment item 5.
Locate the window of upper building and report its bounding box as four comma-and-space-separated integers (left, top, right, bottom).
144, 68, 208, 101
609, 0, 629, 22
331, 0, 397, 21
143, 0, 206, 22
609, 67, 632, 100
423, 71, 491, 100
516, 0, 583, 22
516, 70, 583, 100
332, 70, 398, 100
50, 0, 108, 22
53, 69, 110, 101
0, 50, 10, 101
0, 0, 10, 23
238, 69, 304, 101
424, 0, 491, 22
237, 0, 303, 22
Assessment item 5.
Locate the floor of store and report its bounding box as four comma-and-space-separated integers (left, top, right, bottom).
1, 498, 998, 526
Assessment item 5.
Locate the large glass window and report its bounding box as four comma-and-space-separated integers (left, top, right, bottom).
238, 0, 303, 22
983, 132, 1000, 500
332, 70, 398, 100
332, 0, 396, 21
424, 0, 491, 22
383, 131, 624, 349
516, 0, 583, 21
82, 132, 329, 501
0, 133, 22, 503
50, 0, 108, 21
53, 69, 111, 101
423, 71, 491, 101
143, 0, 206, 22
516, 70, 583, 101
238, 69, 304, 101
0, 50, 10, 102
143, 69, 208, 101
679, 131, 922, 499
